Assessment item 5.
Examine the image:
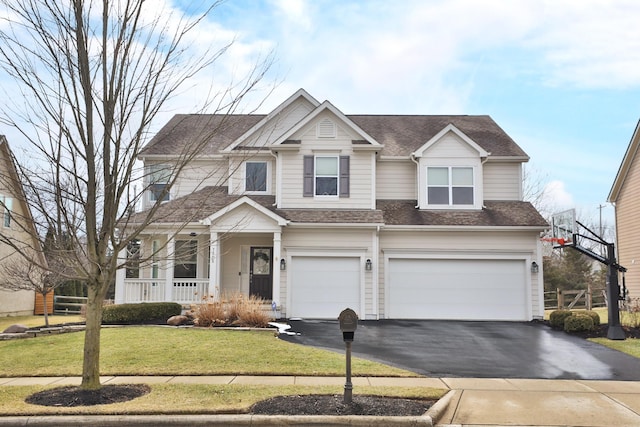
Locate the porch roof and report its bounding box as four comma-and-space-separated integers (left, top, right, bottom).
127, 186, 548, 229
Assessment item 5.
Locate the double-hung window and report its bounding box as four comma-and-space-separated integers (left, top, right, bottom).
0, 195, 12, 227
174, 240, 198, 278
147, 164, 171, 202
427, 167, 474, 206
245, 161, 267, 192
303, 155, 349, 197
315, 156, 339, 196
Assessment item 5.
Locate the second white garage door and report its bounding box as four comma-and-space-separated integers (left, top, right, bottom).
290, 256, 360, 319
387, 258, 528, 320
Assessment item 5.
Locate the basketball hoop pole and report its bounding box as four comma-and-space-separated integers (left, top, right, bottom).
605, 243, 626, 340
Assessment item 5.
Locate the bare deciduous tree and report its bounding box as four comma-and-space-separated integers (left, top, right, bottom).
0, 0, 271, 390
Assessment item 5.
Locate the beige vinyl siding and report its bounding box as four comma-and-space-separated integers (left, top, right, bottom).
615, 153, 640, 300
173, 160, 228, 198
376, 160, 416, 200
282, 228, 375, 318
279, 112, 374, 209
241, 99, 316, 148
483, 162, 522, 201
423, 132, 479, 158
378, 230, 542, 319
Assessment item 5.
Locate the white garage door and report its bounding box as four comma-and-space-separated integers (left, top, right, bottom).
388, 258, 527, 320
290, 256, 360, 319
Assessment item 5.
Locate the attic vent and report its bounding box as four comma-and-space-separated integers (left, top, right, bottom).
317, 118, 336, 138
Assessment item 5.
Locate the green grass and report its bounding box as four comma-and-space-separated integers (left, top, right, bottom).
0, 326, 417, 377
0, 315, 83, 332
0, 325, 442, 416
589, 338, 640, 358
0, 384, 446, 416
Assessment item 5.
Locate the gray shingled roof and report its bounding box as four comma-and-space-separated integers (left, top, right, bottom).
141, 113, 527, 158
377, 200, 548, 227
127, 186, 547, 228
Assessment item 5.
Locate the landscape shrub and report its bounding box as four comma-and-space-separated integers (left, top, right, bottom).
580, 310, 600, 327
102, 302, 182, 324
564, 314, 594, 333
549, 310, 573, 329
191, 293, 272, 328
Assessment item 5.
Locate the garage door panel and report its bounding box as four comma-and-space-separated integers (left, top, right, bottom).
388, 258, 527, 320
290, 257, 360, 319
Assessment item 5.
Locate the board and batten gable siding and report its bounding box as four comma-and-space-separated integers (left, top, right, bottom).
483, 162, 523, 201
615, 152, 640, 300
281, 228, 376, 319
238, 98, 317, 148
173, 159, 228, 198
376, 159, 416, 200
278, 111, 375, 209
378, 230, 543, 319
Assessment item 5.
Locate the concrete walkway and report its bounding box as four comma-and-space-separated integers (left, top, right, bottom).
2, 376, 640, 426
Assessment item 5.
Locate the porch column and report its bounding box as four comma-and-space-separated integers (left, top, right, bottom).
165, 236, 175, 302
115, 248, 126, 304
209, 232, 220, 299
272, 230, 282, 307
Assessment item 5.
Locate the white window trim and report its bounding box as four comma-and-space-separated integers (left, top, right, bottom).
314, 155, 339, 198
147, 163, 171, 203
243, 161, 270, 194
419, 160, 483, 210
426, 166, 474, 207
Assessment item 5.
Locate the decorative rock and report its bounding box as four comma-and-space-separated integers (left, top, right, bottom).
167, 315, 189, 326
2, 324, 29, 333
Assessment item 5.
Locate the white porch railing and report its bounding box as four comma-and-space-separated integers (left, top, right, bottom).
123, 279, 209, 304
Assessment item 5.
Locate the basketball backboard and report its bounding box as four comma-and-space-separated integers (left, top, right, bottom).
551, 209, 576, 243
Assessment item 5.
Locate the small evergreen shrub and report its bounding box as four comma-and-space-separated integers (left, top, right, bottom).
580, 310, 600, 327
564, 314, 594, 333
549, 310, 573, 329
102, 302, 182, 324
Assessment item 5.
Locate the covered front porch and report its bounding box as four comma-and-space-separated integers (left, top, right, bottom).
115, 197, 288, 307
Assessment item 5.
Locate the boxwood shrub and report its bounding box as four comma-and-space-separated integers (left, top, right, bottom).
549, 310, 573, 329
102, 302, 182, 325
564, 314, 594, 333
580, 310, 600, 327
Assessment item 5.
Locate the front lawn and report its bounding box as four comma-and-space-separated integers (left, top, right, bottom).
0, 315, 83, 332
0, 326, 416, 377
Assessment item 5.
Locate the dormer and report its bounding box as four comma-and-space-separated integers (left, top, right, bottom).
413, 124, 489, 210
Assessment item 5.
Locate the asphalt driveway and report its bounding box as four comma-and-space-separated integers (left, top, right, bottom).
279, 319, 640, 380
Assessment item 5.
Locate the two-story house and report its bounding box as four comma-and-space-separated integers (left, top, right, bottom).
115, 89, 548, 321
608, 119, 640, 302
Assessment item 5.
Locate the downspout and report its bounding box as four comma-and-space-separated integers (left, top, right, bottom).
481, 155, 490, 209
410, 153, 420, 208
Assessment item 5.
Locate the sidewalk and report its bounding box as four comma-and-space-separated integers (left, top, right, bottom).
2, 376, 640, 426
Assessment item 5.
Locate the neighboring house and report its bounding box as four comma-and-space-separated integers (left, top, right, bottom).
0, 136, 48, 316
115, 89, 548, 321
608, 119, 640, 302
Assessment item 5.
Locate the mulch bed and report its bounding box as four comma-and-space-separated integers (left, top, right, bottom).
250, 394, 434, 416
26, 384, 150, 407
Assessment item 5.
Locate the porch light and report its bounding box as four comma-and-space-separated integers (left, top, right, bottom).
280, 258, 286, 270
531, 261, 539, 274
365, 259, 372, 271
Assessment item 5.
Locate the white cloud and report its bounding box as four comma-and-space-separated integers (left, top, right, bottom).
543, 180, 575, 213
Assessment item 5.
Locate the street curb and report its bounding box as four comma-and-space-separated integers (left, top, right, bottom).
424, 389, 454, 424
0, 413, 434, 426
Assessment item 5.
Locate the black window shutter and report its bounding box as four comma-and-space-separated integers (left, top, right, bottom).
303, 155, 314, 197
339, 155, 350, 197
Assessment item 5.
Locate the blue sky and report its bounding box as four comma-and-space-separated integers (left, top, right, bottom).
190, 0, 640, 227
4, 0, 640, 229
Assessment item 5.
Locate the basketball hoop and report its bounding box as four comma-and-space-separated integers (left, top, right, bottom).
541, 236, 569, 245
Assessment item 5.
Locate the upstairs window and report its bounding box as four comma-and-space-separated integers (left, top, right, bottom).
147, 164, 171, 202
0, 195, 12, 227
303, 155, 350, 198
245, 161, 267, 192
427, 167, 474, 206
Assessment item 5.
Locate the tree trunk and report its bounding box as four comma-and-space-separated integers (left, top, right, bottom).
42, 291, 49, 327
81, 285, 105, 390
